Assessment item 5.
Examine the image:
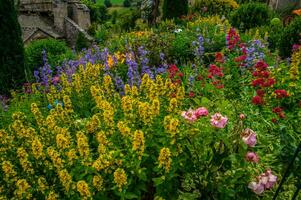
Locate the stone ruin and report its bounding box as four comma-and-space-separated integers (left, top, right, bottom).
18, 0, 93, 46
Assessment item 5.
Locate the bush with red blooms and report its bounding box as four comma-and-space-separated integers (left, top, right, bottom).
168, 64, 183, 85
208, 64, 224, 89
250, 61, 276, 105
274, 89, 289, 99
226, 28, 241, 50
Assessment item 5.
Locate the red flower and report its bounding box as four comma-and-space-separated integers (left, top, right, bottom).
255, 61, 268, 71
252, 78, 265, 87
263, 78, 276, 87
274, 89, 289, 98
256, 90, 265, 97
189, 91, 195, 98
208, 64, 224, 77
272, 118, 277, 123
215, 52, 224, 63
272, 107, 283, 113
252, 96, 264, 105
234, 55, 247, 62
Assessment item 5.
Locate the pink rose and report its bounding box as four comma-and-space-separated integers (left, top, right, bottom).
181, 109, 198, 123
241, 128, 257, 147
248, 182, 265, 194
245, 152, 259, 163
210, 113, 228, 128
195, 107, 208, 118
249, 169, 277, 194
239, 113, 245, 120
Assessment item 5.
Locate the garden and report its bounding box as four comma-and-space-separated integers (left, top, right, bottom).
0, 0, 301, 199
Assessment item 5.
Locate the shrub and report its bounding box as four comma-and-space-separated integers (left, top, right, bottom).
279, 16, 301, 58
82, 1, 110, 23
25, 39, 72, 76
76, 32, 91, 51
163, 0, 188, 19
192, 0, 239, 16
0, 0, 25, 94
123, 0, 131, 7
170, 31, 194, 62
230, 3, 273, 32
118, 9, 140, 31
104, 0, 112, 7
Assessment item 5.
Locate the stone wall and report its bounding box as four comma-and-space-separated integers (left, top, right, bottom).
19, 0, 53, 12
70, 3, 90, 30
53, 1, 68, 34
64, 17, 93, 46
269, 0, 301, 10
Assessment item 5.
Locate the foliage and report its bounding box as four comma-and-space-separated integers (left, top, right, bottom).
25, 39, 73, 77
82, 1, 110, 23
192, 0, 239, 16
230, 3, 273, 32
279, 16, 301, 58
123, 0, 131, 7
104, 0, 112, 7
163, 0, 189, 19
0, 0, 25, 94
76, 32, 91, 52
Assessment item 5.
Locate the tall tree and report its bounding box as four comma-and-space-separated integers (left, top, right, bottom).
163, 0, 188, 19
0, 0, 25, 95
149, 0, 160, 25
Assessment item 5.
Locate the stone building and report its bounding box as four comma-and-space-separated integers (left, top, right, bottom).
18, 0, 93, 45
269, 0, 301, 10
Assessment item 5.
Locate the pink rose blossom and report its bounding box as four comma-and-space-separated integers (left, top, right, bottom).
181, 109, 198, 122
195, 107, 209, 117
249, 169, 277, 194
241, 128, 257, 147
239, 113, 245, 120
245, 152, 259, 163
210, 113, 228, 128
248, 182, 265, 194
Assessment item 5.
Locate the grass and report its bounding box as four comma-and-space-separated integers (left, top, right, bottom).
97, 0, 124, 6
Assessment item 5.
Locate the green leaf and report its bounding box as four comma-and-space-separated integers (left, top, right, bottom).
125, 192, 139, 199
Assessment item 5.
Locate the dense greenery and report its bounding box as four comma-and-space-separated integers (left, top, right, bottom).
25, 39, 73, 78
163, 0, 188, 19
230, 3, 273, 31
0, 0, 25, 94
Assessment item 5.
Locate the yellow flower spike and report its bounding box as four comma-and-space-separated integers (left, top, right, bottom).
31, 103, 44, 127
86, 115, 100, 134
37, 177, 48, 193
151, 98, 160, 116
76, 131, 90, 160
73, 74, 82, 94
141, 74, 150, 92
15, 179, 31, 199
103, 75, 114, 94
77, 180, 91, 198
158, 147, 172, 173
2, 161, 17, 178
56, 132, 71, 150
46, 115, 56, 130
32, 136, 44, 159
96, 131, 108, 145
58, 169, 73, 192
176, 86, 185, 100
132, 130, 145, 160
138, 101, 153, 124
47, 147, 64, 169
124, 84, 131, 96
117, 121, 131, 136
93, 175, 104, 191
121, 96, 134, 116
156, 75, 164, 95
114, 168, 127, 191
168, 98, 178, 113
131, 85, 139, 97
46, 191, 59, 200
65, 149, 78, 164
63, 95, 73, 113
164, 116, 179, 137
17, 147, 34, 174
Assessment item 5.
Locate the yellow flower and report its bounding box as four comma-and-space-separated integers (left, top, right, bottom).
93, 175, 103, 191
164, 116, 179, 137
168, 98, 178, 113
96, 131, 108, 145
15, 179, 31, 199
38, 177, 48, 193
138, 101, 153, 124
63, 95, 73, 113
107, 55, 115, 68
17, 147, 34, 174
77, 180, 91, 198
32, 136, 44, 159
31, 103, 44, 127
132, 130, 145, 160
2, 161, 16, 178
76, 131, 90, 160
114, 168, 127, 191
65, 149, 78, 164
150, 98, 160, 116
47, 147, 64, 169
58, 169, 73, 192
158, 147, 172, 172
117, 121, 131, 136
86, 115, 100, 134
46, 191, 59, 200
